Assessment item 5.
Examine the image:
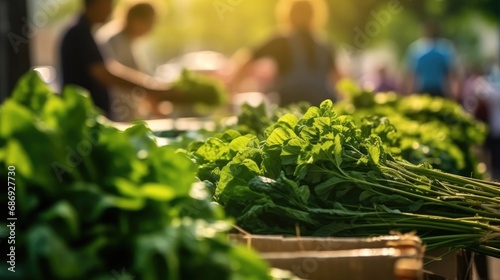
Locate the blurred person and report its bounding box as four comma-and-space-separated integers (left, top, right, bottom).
486, 62, 500, 180
373, 66, 398, 93
461, 64, 489, 123
404, 21, 457, 98
60, 0, 185, 118
230, 0, 339, 106
101, 2, 156, 70
98, 1, 157, 121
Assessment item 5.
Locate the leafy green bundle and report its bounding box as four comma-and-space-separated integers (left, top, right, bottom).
222, 88, 485, 178
335, 81, 487, 178
173, 69, 228, 110
190, 100, 500, 257
0, 72, 278, 280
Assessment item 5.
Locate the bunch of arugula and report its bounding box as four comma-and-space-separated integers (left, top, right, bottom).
0, 72, 288, 280
190, 100, 500, 257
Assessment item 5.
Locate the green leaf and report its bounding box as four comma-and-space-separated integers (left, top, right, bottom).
195, 138, 231, 162
149, 147, 197, 195
377, 204, 402, 214
0, 146, 5, 162
229, 135, 253, 152
40, 201, 79, 239
261, 146, 283, 179
313, 117, 332, 135
113, 178, 142, 198
280, 174, 311, 205
40, 96, 67, 130
266, 127, 296, 146
217, 160, 261, 204
334, 134, 343, 166
0, 100, 36, 137
300, 106, 321, 122
56, 85, 96, 137
275, 113, 299, 129
216, 129, 242, 143
101, 195, 145, 211
6, 138, 33, 179
135, 226, 179, 280
319, 99, 335, 117
359, 190, 377, 202
11, 71, 52, 113
27, 225, 85, 279
124, 122, 158, 154
407, 200, 424, 212
368, 145, 380, 165
314, 176, 351, 197
141, 183, 176, 201
280, 137, 306, 165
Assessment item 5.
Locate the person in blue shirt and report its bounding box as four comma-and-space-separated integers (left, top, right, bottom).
404, 21, 457, 98
60, 0, 185, 117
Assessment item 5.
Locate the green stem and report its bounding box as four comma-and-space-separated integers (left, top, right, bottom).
440, 182, 497, 198
399, 162, 500, 195
350, 177, 496, 218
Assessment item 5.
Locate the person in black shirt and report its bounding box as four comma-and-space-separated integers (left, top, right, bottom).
60, 0, 184, 117
61, 9, 111, 114
230, 0, 339, 106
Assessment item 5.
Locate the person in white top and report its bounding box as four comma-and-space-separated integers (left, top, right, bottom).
99, 2, 157, 121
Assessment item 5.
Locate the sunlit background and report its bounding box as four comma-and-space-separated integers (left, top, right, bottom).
26, 0, 500, 88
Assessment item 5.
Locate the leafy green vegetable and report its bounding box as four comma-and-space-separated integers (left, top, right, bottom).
190, 99, 500, 258
0, 71, 281, 280
173, 69, 228, 112
221, 88, 484, 179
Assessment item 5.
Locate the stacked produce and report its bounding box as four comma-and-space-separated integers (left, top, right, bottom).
190, 99, 500, 257
0, 72, 295, 280
334, 81, 487, 178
